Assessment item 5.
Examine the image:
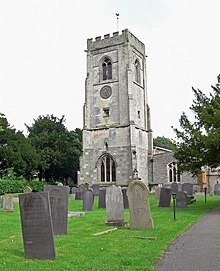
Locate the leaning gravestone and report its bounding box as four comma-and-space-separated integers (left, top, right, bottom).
176, 191, 188, 208
83, 190, 94, 211
214, 183, 220, 195
98, 188, 106, 208
127, 180, 154, 230
44, 185, 70, 235
19, 191, 55, 259
182, 183, 193, 195
3, 193, 14, 212
106, 185, 126, 226
159, 188, 172, 207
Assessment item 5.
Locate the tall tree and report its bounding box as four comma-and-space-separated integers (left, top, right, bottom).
27, 114, 82, 183
173, 84, 220, 174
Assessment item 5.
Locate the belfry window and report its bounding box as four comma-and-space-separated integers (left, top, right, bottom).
102, 57, 112, 80
100, 155, 116, 182
168, 162, 180, 182
134, 59, 141, 84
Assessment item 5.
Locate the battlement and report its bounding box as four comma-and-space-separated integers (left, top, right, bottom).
87, 29, 145, 55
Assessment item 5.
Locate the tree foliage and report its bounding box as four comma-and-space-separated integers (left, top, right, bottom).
26, 114, 82, 183
173, 85, 220, 174
153, 136, 175, 150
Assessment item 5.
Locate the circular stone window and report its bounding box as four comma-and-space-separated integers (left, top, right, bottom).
100, 86, 112, 99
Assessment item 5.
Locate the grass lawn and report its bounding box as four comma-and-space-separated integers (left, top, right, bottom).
0, 194, 220, 271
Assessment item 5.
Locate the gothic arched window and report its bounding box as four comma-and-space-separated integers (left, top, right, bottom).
100, 155, 116, 182
134, 59, 141, 84
102, 57, 112, 80
168, 162, 180, 182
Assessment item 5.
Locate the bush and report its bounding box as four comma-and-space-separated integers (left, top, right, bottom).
0, 179, 46, 195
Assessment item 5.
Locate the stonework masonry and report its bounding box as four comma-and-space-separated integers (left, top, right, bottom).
79, 29, 152, 186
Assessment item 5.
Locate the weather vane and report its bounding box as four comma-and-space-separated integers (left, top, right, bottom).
115, 11, 119, 31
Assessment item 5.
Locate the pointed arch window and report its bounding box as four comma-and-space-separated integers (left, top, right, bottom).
100, 155, 116, 182
102, 57, 112, 80
168, 162, 180, 182
134, 59, 141, 84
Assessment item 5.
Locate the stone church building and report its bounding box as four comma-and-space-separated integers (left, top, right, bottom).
78, 29, 153, 186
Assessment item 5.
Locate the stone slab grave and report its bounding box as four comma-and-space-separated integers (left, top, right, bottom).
106, 185, 126, 226
127, 180, 154, 230
92, 184, 100, 196
159, 188, 172, 207
3, 193, 14, 212
19, 191, 55, 259
176, 191, 188, 208
83, 190, 94, 211
44, 185, 70, 235
98, 188, 106, 208
214, 183, 220, 195
121, 187, 129, 208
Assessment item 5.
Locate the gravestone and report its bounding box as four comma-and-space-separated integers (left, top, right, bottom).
193, 185, 200, 193
92, 184, 100, 196
155, 187, 161, 201
171, 183, 179, 194
127, 180, 154, 230
176, 191, 188, 208
44, 185, 70, 235
214, 183, 220, 195
182, 183, 193, 195
159, 188, 172, 207
106, 185, 126, 226
19, 191, 55, 259
121, 188, 129, 208
0, 195, 3, 208
75, 184, 85, 200
3, 194, 14, 212
23, 186, 32, 194
71, 187, 79, 200
83, 190, 94, 211
98, 188, 106, 208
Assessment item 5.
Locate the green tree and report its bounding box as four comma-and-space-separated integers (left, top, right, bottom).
27, 114, 82, 183
173, 84, 220, 174
0, 113, 38, 179
153, 136, 175, 150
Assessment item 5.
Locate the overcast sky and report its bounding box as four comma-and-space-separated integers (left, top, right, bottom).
0, 0, 220, 139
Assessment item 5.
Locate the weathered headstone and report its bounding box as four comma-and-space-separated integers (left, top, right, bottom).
176, 191, 188, 208
3, 193, 14, 212
83, 190, 94, 211
193, 185, 200, 193
19, 191, 55, 259
106, 185, 126, 226
23, 186, 32, 194
75, 184, 85, 200
98, 188, 106, 208
127, 180, 154, 230
121, 188, 129, 208
92, 184, 100, 196
155, 187, 161, 201
182, 183, 193, 195
214, 183, 220, 195
171, 183, 179, 194
159, 188, 172, 207
44, 185, 70, 235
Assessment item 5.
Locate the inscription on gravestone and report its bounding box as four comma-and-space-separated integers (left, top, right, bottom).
19, 192, 55, 259
127, 180, 154, 230
44, 185, 70, 235
106, 185, 126, 226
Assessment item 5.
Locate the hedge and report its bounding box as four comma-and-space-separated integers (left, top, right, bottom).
0, 179, 46, 195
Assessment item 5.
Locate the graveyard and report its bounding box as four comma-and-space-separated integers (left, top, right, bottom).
0, 188, 220, 271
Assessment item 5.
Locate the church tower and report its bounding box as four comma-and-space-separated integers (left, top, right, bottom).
78, 29, 153, 186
